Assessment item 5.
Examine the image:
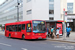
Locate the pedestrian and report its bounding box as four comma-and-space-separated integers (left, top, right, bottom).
51, 27, 54, 39
48, 28, 51, 38
66, 26, 71, 37
47, 28, 49, 38
56, 28, 59, 38
53, 29, 56, 39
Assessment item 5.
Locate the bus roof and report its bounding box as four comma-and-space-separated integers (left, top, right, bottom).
5, 20, 45, 25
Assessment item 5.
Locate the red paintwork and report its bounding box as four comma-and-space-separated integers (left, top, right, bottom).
5, 20, 47, 39
57, 20, 64, 22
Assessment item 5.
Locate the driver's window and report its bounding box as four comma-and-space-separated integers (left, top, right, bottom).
27, 23, 31, 32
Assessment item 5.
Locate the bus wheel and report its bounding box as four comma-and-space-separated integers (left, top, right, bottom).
8, 34, 11, 38
22, 35, 25, 40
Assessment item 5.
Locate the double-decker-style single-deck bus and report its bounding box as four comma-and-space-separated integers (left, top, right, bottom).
5, 20, 47, 39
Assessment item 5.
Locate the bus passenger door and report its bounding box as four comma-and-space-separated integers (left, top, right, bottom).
5, 26, 9, 37
21, 24, 26, 37
26, 23, 32, 39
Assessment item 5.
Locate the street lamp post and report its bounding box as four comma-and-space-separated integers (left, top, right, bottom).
63, 9, 67, 40
16, 0, 20, 22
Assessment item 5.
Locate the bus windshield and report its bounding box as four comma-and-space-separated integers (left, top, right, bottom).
32, 21, 46, 33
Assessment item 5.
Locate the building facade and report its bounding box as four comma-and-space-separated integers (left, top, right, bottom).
23, 0, 67, 21
0, 0, 67, 25
0, 0, 23, 25
66, 0, 75, 31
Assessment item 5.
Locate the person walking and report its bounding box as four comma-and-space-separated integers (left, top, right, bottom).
66, 26, 71, 37
53, 29, 56, 39
51, 27, 54, 39
48, 28, 51, 38
56, 28, 59, 38
47, 28, 49, 38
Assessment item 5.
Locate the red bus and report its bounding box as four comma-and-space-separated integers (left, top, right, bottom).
5, 20, 47, 39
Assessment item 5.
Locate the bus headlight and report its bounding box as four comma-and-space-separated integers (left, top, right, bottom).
46, 32, 48, 35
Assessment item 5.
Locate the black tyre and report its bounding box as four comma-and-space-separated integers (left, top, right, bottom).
22, 35, 25, 40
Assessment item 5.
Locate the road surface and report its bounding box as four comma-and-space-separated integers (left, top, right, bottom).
0, 35, 75, 50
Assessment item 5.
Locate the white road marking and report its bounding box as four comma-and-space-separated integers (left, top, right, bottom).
21, 48, 28, 50
0, 43, 11, 47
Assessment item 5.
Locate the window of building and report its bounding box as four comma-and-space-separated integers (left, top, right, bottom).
49, 10, 54, 14
49, 0, 54, 2
18, 0, 23, 3
27, 10, 32, 15
49, 4, 54, 14
0, 4, 16, 15
67, 3, 73, 14
22, 24, 25, 30
49, 17, 54, 20
0, 0, 14, 9
49, 4, 54, 10
27, 0, 31, 2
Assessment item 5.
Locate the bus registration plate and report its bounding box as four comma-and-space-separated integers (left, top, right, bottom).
38, 37, 42, 39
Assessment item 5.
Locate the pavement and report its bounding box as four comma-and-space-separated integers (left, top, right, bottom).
0, 31, 75, 43
0, 31, 5, 35
47, 32, 75, 43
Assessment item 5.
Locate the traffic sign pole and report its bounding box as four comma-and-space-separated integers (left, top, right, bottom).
63, 8, 66, 40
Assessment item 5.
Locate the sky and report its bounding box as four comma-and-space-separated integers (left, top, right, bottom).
0, 0, 74, 5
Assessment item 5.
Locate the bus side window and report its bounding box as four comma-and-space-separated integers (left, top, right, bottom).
6, 26, 9, 30
27, 23, 31, 32
15, 25, 18, 32
18, 25, 21, 32
12, 25, 15, 31
22, 24, 25, 30
9, 25, 12, 31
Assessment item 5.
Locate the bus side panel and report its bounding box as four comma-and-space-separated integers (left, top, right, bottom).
21, 30, 26, 39
5, 25, 9, 37
5, 30, 9, 37
25, 32, 32, 39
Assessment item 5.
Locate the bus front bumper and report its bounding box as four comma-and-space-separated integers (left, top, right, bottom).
31, 35, 46, 39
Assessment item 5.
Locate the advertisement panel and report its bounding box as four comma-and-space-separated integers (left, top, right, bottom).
56, 23, 63, 35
